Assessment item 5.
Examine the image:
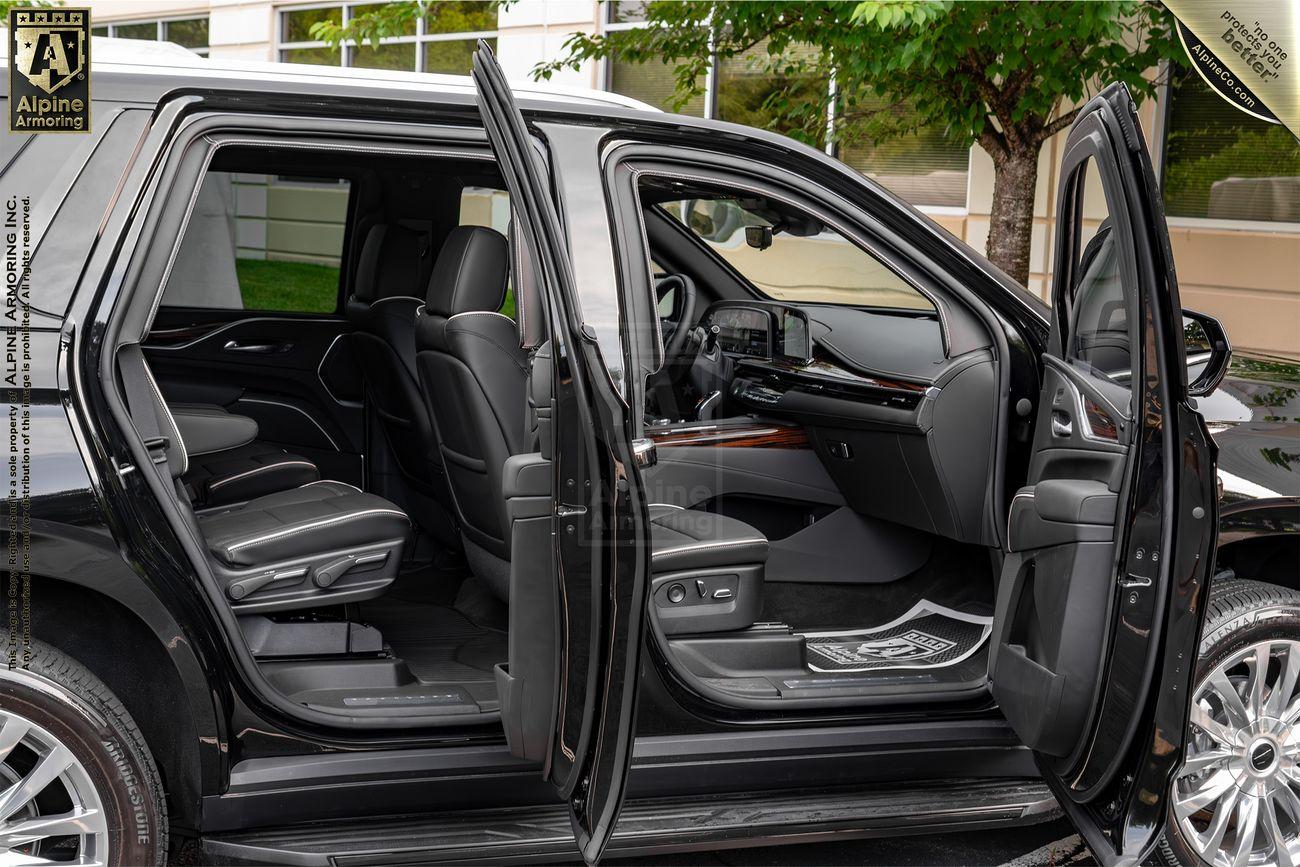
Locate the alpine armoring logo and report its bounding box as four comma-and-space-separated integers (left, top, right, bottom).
8, 8, 91, 133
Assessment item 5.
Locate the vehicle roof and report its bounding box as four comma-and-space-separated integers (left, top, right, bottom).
0, 34, 657, 112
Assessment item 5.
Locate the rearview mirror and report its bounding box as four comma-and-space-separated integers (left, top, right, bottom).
745, 225, 773, 251
1182, 309, 1232, 398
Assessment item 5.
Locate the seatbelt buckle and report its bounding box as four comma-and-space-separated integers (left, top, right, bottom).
143, 436, 170, 465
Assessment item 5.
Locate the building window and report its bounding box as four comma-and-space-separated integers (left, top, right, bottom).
278, 2, 497, 74
90, 17, 210, 56
1162, 68, 1300, 224
602, 5, 968, 210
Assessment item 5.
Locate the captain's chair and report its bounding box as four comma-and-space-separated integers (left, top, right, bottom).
414, 226, 530, 599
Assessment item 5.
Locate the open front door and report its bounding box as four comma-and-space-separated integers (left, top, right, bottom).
989, 84, 1218, 864
471, 43, 651, 864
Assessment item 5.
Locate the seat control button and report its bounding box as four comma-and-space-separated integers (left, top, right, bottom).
696, 579, 707, 598
712, 588, 734, 600
667, 583, 686, 604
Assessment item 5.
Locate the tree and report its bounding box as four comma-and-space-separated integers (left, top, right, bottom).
0, 0, 60, 16
319, 1, 1182, 286
543, 0, 1181, 287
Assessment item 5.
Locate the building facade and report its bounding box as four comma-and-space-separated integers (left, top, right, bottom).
85, 0, 1300, 358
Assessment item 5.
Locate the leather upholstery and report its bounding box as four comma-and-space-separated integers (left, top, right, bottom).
199, 481, 409, 568
423, 226, 510, 320
346, 224, 445, 495
353, 224, 430, 303
415, 226, 529, 564
648, 505, 769, 572
183, 441, 320, 508
170, 403, 258, 457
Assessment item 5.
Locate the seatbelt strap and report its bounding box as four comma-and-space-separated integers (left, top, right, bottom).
118, 345, 171, 471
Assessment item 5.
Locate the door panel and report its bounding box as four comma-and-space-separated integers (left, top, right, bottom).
989, 84, 1217, 864
145, 310, 363, 485
473, 42, 651, 864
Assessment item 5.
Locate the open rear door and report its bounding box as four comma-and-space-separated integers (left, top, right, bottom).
471, 43, 651, 864
989, 84, 1218, 864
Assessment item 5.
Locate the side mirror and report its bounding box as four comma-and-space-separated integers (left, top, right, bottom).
1182, 309, 1232, 398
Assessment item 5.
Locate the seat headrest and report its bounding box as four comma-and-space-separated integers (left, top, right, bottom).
354, 224, 429, 303
424, 226, 509, 318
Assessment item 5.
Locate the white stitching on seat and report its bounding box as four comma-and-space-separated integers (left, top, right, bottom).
208, 461, 318, 491
301, 479, 362, 493
141, 358, 188, 475
447, 311, 515, 323
225, 508, 410, 553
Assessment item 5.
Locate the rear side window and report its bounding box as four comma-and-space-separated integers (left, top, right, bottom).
161, 171, 351, 313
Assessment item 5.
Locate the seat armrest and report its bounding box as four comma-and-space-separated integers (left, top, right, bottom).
171, 403, 258, 457
503, 453, 552, 500
1033, 479, 1117, 525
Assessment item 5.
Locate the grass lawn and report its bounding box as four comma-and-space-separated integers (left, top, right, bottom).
235, 257, 517, 318
235, 259, 341, 313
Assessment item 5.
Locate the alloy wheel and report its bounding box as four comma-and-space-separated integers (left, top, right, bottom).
0, 707, 108, 867
1175, 640, 1300, 867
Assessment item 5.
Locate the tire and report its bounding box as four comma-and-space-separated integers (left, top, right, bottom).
0, 639, 167, 866
1157, 579, 1300, 867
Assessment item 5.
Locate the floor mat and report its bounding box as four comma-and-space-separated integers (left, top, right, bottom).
358, 596, 506, 684
802, 601, 992, 673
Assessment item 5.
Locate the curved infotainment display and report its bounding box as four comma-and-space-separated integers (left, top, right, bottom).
704, 302, 813, 364
710, 306, 771, 358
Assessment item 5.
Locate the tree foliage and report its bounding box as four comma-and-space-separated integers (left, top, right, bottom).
308, 1, 499, 49
313, 1, 1184, 285
540, 1, 1177, 163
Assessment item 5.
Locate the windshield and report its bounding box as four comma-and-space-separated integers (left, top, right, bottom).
661, 195, 935, 312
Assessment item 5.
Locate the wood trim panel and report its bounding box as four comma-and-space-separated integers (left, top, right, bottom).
647, 420, 809, 450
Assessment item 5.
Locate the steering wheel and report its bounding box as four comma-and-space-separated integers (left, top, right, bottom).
655, 274, 698, 367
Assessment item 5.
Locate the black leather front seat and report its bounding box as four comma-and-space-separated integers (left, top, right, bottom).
415, 226, 529, 599
345, 224, 457, 542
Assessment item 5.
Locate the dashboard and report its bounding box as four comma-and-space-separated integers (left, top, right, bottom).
694, 297, 1000, 549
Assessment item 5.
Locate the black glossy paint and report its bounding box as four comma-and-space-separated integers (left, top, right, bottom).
1, 58, 1294, 855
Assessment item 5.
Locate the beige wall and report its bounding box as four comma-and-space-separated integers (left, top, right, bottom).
86, 0, 1300, 358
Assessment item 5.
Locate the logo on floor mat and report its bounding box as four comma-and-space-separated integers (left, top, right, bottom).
811, 629, 956, 665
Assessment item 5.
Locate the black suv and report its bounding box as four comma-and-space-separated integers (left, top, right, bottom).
2, 40, 1298, 867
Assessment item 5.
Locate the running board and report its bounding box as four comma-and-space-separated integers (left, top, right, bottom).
202, 778, 1057, 865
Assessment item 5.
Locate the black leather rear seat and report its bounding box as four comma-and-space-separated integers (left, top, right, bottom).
200, 480, 408, 567
184, 441, 320, 508
119, 346, 408, 613
169, 401, 320, 508
648, 504, 769, 571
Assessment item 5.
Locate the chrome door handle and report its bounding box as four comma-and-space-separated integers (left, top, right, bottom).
223, 339, 292, 354
632, 438, 657, 468
1050, 411, 1073, 438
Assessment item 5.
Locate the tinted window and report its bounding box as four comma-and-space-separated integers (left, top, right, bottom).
663, 194, 934, 311
162, 171, 351, 313
1064, 158, 1133, 388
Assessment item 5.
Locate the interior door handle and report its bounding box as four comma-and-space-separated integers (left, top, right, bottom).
1050, 411, 1073, 438
223, 339, 292, 355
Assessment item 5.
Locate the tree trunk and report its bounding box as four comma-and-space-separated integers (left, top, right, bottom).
986, 145, 1040, 288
